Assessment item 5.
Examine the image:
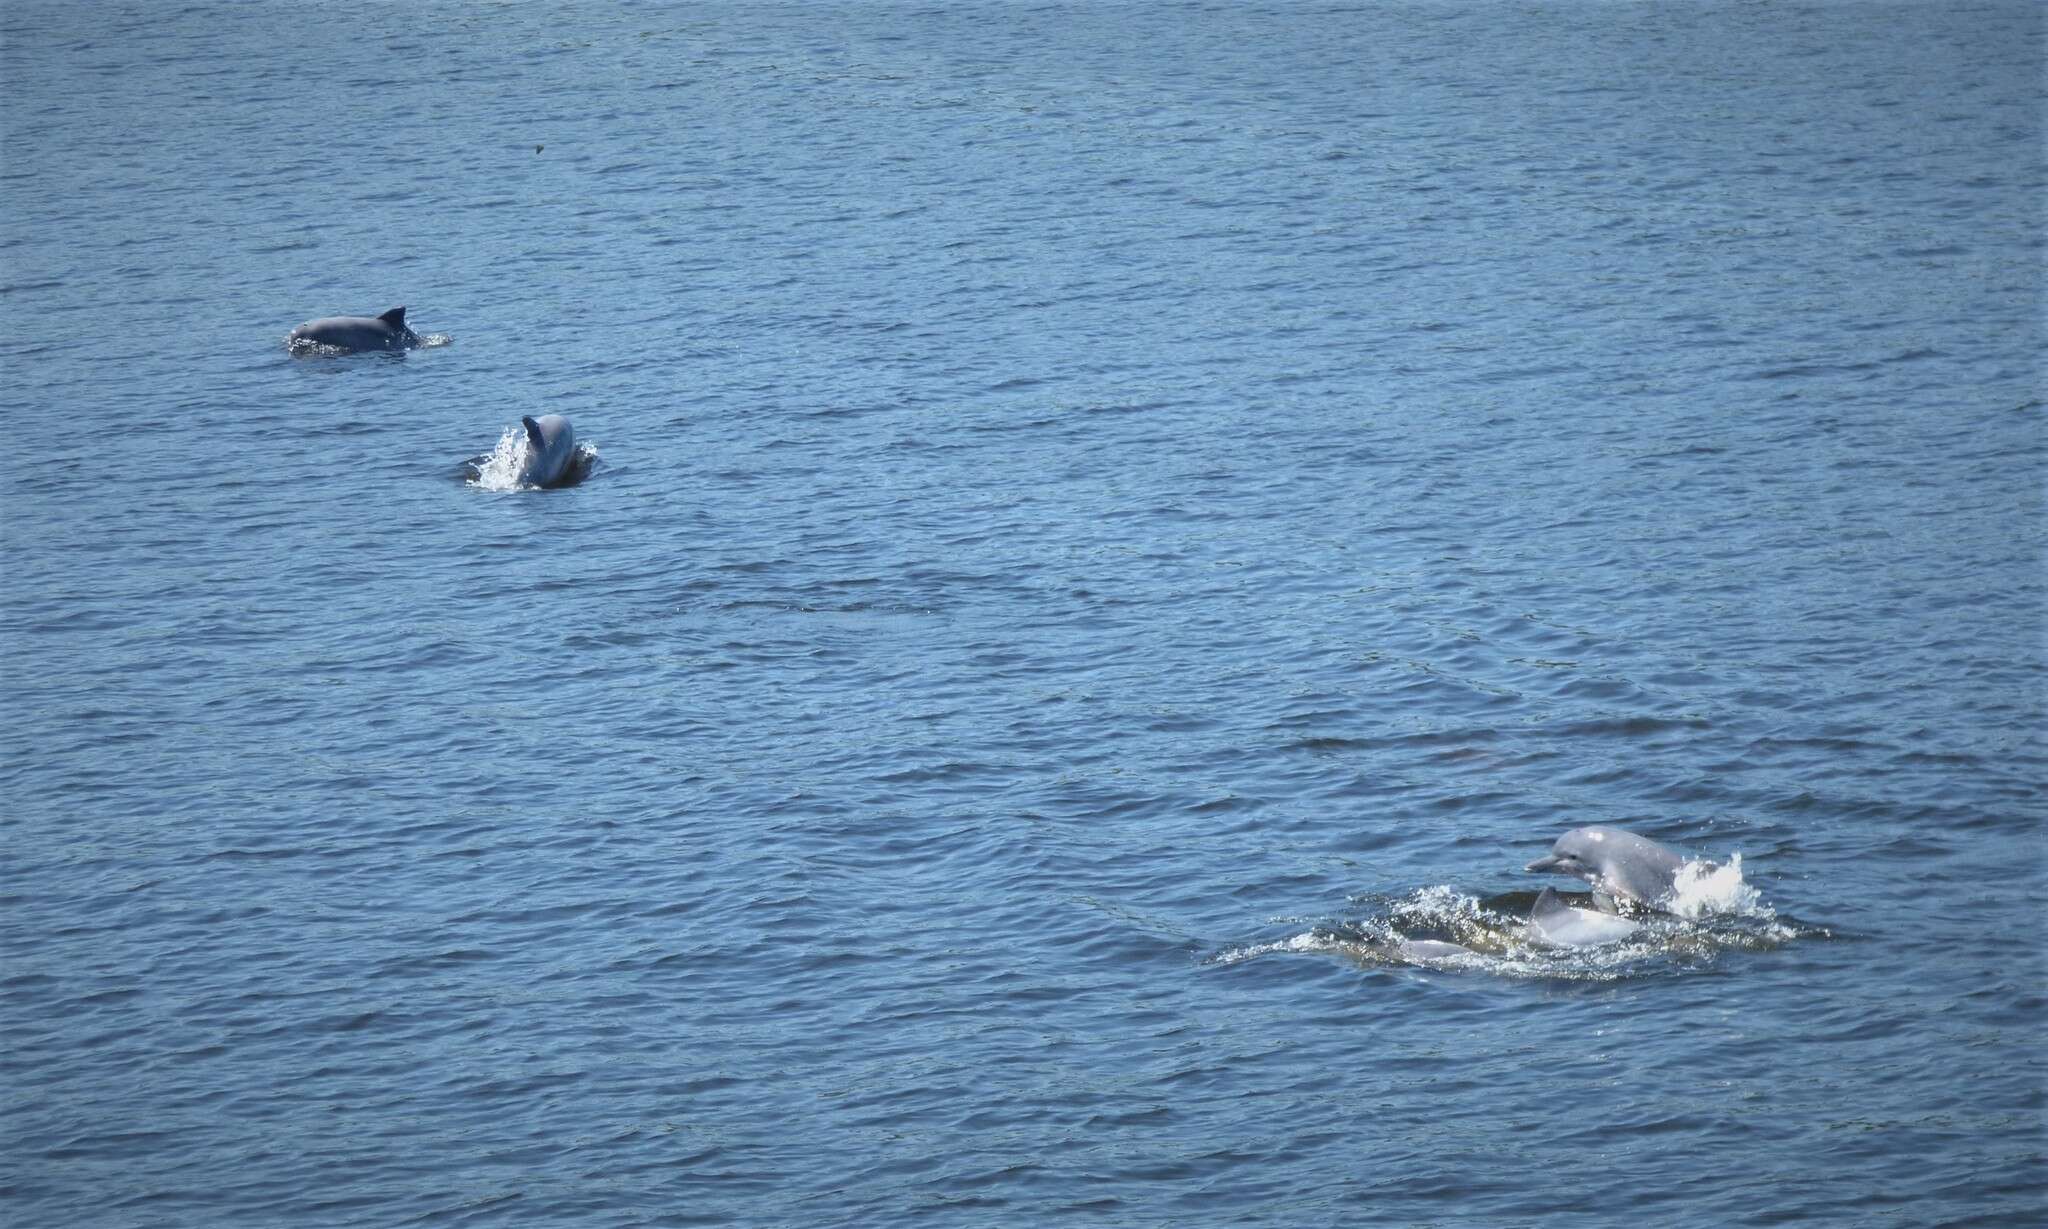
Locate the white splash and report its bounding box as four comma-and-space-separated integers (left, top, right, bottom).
1388, 884, 1491, 935
468, 426, 533, 491
1671, 852, 1771, 920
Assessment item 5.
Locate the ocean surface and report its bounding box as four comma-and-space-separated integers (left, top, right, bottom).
2, 2, 2043, 1225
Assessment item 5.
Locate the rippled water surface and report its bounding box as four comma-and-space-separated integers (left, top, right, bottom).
3, 2, 2043, 1225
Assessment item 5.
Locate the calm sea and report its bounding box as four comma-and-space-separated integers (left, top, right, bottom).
2, 2, 2042, 1225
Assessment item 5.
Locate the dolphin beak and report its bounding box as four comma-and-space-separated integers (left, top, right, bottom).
1526, 855, 1561, 873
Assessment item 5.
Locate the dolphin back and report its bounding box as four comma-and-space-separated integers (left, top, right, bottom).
1528, 887, 1642, 948
375, 306, 420, 345
288, 306, 420, 352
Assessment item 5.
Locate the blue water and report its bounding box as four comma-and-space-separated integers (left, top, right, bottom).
3, 2, 2043, 1225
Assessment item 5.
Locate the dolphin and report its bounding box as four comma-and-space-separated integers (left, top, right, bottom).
1395, 938, 1477, 962
1525, 825, 1707, 912
287, 306, 422, 353
517, 414, 578, 488
1525, 887, 1642, 948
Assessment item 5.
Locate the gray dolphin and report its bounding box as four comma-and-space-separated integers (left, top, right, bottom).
1394, 938, 1478, 962
1525, 887, 1642, 948
1525, 825, 1707, 912
287, 306, 422, 353
517, 414, 578, 488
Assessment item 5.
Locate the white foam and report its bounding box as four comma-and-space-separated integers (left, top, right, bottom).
1670, 852, 1772, 920
1389, 884, 1488, 929
468, 426, 532, 491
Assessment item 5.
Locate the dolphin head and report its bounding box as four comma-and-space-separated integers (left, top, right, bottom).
1526, 825, 1691, 910
1525, 827, 1605, 885
516, 414, 578, 488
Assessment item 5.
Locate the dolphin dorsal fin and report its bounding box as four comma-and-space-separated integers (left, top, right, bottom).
378, 306, 408, 327
522, 415, 544, 448
1531, 887, 1566, 920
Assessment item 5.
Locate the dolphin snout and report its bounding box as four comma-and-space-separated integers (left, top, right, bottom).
1525, 855, 1561, 873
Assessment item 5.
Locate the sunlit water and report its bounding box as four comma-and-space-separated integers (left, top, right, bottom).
2, 2, 2042, 1226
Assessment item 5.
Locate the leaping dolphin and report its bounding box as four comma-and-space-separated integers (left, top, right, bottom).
1525, 887, 1642, 948
517, 414, 578, 488
1525, 825, 1709, 912
287, 306, 422, 353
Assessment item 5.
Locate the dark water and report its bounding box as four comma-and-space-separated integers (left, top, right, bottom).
2, 2, 2043, 1225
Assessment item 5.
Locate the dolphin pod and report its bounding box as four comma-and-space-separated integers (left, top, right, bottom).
1505, 826, 1708, 952
1383, 825, 1719, 964
287, 306, 422, 353
281, 307, 592, 491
